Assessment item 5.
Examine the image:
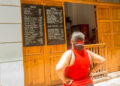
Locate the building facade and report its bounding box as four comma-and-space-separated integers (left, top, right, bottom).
0, 0, 23, 86
0, 0, 120, 86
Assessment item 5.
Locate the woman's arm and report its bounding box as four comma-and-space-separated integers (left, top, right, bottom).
89, 51, 106, 74
56, 50, 73, 84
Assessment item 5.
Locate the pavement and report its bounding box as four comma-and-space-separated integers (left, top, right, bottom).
95, 77, 120, 86
95, 71, 120, 86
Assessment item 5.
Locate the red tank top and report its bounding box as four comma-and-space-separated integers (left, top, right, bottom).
64, 49, 93, 86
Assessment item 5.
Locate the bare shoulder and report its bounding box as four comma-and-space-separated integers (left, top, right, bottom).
56, 50, 71, 70
62, 50, 71, 57
87, 50, 106, 63
60, 50, 72, 62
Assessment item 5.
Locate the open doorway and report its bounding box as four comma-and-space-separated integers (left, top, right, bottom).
64, 3, 97, 49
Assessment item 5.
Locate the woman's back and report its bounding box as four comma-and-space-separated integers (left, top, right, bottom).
64, 49, 93, 86
56, 32, 105, 86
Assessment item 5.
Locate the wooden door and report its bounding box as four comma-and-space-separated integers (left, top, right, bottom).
111, 7, 120, 72
21, 0, 67, 86
96, 6, 120, 72
43, 1, 67, 85
21, 0, 46, 85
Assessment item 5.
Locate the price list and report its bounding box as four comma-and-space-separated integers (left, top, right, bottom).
22, 4, 44, 46
45, 6, 65, 45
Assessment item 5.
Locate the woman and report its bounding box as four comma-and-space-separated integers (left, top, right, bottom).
56, 32, 106, 86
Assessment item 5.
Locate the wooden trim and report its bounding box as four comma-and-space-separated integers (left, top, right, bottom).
63, 2, 67, 51
20, 0, 120, 7
111, 20, 120, 22
24, 53, 44, 56
98, 20, 112, 22
97, 20, 120, 22
84, 43, 105, 47
43, 6, 47, 46
63, 0, 120, 7
42, 0, 62, 6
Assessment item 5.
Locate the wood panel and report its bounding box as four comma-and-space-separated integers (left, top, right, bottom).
43, 1, 66, 85
97, 6, 120, 72
44, 53, 63, 86
110, 7, 120, 72
20, 0, 66, 86
44, 45, 66, 85
23, 46, 44, 56
97, 7, 110, 20
97, 6, 112, 72
111, 31, 120, 71
24, 55, 45, 86
64, 0, 120, 7
98, 33, 112, 70
112, 8, 120, 20
112, 22, 120, 32
20, 0, 45, 86
98, 22, 111, 33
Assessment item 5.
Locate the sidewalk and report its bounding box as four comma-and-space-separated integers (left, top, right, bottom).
95, 77, 120, 86
95, 71, 120, 86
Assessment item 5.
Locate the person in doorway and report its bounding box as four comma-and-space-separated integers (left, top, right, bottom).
56, 32, 106, 86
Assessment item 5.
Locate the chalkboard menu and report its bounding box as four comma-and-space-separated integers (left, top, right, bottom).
45, 6, 65, 45
22, 4, 44, 47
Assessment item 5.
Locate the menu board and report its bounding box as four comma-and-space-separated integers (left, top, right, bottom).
45, 6, 65, 45
22, 4, 44, 47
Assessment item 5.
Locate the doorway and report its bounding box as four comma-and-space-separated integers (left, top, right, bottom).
64, 3, 98, 49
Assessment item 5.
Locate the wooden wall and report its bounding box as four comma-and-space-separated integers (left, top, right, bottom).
96, 6, 120, 72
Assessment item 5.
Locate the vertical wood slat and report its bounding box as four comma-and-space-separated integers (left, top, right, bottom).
85, 43, 107, 80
